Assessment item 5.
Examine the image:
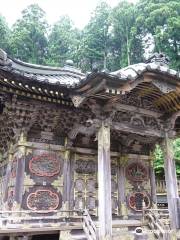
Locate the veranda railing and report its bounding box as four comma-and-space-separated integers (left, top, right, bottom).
0, 209, 83, 230
156, 179, 180, 194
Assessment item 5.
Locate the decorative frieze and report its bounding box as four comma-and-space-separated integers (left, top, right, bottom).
75, 160, 96, 174
29, 153, 60, 177
128, 192, 151, 211
27, 188, 61, 211
126, 162, 148, 182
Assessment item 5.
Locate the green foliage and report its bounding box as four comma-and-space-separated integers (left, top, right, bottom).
154, 145, 165, 178
174, 139, 180, 176
136, 0, 180, 69
111, 1, 143, 69
79, 2, 112, 71
0, 0, 179, 71
0, 15, 10, 51
154, 140, 180, 178
47, 16, 80, 67
9, 4, 48, 64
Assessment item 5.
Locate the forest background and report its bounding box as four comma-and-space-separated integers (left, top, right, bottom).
0, 0, 179, 177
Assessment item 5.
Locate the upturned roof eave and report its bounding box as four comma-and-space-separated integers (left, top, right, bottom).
0, 48, 180, 93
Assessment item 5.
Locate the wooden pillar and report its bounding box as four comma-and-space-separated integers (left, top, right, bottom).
118, 155, 128, 218
163, 132, 179, 229
98, 122, 112, 240
63, 149, 71, 209
14, 132, 26, 209
63, 140, 75, 211
3, 144, 13, 206
149, 156, 157, 207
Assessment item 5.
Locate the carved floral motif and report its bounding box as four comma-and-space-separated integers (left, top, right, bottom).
75, 179, 85, 192
27, 189, 60, 210
128, 192, 150, 211
113, 111, 160, 130
75, 160, 96, 174
29, 153, 60, 177
118, 92, 160, 112
126, 162, 148, 182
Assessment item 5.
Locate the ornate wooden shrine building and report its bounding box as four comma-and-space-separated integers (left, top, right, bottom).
0, 49, 179, 240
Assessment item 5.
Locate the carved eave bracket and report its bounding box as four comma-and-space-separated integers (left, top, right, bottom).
68, 119, 101, 142
152, 79, 176, 94
71, 78, 107, 108
71, 95, 85, 108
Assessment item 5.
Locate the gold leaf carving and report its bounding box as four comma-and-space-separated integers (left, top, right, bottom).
23, 173, 35, 193
52, 176, 63, 189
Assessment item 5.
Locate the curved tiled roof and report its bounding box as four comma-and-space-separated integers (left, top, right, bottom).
0, 49, 179, 89
0, 49, 85, 87
111, 62, 179, 81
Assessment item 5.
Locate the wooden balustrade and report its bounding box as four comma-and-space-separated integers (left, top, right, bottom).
0, 210, 83, 232
83, 209, 98, 240
143, 209, 172, 240
156, 180, 180, 194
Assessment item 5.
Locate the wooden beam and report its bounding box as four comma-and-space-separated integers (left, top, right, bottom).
113, 103, 162, 118
113, 122, 164, 138
163, 133, 179, 229
98, 122, 112, 240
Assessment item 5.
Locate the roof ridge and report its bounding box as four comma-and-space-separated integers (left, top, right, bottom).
10, 57, 85, 76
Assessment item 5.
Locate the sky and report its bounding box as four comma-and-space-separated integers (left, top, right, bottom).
0, 0, 136, 29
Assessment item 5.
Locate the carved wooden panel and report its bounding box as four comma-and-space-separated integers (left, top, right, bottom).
74, 155, 97, 215
128, 192, 151, 211
86, 197, 96, 210
111, 179, 117, 193
112, 197, 118, 210
22, 149, 64, 212
111, 164, 117, 175
86, 179, 96, 193
126, 162, 148, 182
11, 158, 17, 178
74, 155, 121, 216
29, 153, 60, 177
75, 160, 96, 174
74, 196, 85, 209
27, 189, 60, 210
7, 188, 15, 210
75, 179, 85, 192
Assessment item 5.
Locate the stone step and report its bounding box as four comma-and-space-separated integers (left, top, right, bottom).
112, 227, 157, 240
70, 229, 87, 240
